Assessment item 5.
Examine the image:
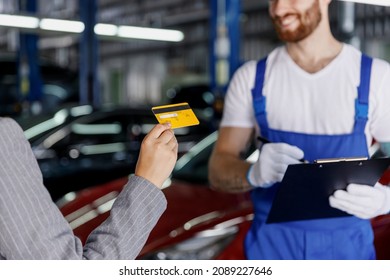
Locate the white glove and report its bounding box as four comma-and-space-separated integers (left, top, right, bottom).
329, 182, 390, 219
247, 143, 304, 188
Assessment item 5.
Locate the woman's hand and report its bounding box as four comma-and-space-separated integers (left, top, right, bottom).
135, 123, 178, 188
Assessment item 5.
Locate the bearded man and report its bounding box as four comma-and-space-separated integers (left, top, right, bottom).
209, 0, 390, 259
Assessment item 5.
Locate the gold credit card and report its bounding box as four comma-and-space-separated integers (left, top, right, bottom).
152, 102, 200, 129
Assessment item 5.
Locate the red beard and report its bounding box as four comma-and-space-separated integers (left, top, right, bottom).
271, 1, 322, 43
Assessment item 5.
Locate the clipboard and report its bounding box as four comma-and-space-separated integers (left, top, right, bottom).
266, 157, 390, 224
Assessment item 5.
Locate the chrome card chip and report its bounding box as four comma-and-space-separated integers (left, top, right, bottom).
152, 102, 199, 129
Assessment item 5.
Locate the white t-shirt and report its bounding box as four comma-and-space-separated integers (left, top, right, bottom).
221, 44, 390, 146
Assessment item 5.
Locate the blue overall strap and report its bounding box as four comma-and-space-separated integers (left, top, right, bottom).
251, 56, 269, 139
354, 53, 372, 133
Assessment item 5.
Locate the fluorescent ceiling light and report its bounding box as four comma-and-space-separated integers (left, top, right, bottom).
338, 0, 390, 6
40, 18, 85, 33
117, 25, 184, 42
0, 13, 184, 42
0, 14, 39, 29
94, 23, 118, 36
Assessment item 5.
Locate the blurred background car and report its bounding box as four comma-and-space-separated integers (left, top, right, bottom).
58, 131, 390, 260
23, 105, 214, 201
0, 54, 79, 117
166, 85, 214, 118
17, 104, 94, 144
164, 84, 223, 132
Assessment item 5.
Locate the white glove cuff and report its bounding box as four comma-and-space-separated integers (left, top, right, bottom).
246, 164, 272, 189
247, 164, 260, 188
378, 183, 390, 215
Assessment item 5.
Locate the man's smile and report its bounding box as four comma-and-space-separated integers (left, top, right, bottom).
276, 14, 299, 30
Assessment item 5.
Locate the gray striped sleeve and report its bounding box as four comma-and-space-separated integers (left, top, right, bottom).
0, 117, 81, 259
0, 117, 167, 259
82, 175, 167, 259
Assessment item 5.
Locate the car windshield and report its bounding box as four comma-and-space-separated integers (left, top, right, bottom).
172, 131, 257, 184
21, 105, 94, 143
172, 131, 217, 183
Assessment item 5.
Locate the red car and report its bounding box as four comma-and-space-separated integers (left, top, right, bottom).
58, 132, 390, 260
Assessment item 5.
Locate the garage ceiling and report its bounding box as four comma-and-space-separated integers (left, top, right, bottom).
0, 1, 389, 70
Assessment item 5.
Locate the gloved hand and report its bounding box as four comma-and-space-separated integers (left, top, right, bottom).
329, 182, 390, 219
247, 143, 304, 188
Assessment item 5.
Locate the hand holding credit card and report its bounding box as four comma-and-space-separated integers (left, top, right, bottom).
152, 102, 200, 129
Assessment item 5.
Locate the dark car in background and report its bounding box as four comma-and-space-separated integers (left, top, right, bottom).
26, 105, 213, 201
58, 131, 390, 260
18, 104, 94, 144
165, 84, 221, 131
0, 55, 78, 116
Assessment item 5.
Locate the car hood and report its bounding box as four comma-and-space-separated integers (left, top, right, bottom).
59, 176, 253, 249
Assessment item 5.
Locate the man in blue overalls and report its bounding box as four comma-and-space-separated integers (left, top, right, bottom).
209, 0, 390, 259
